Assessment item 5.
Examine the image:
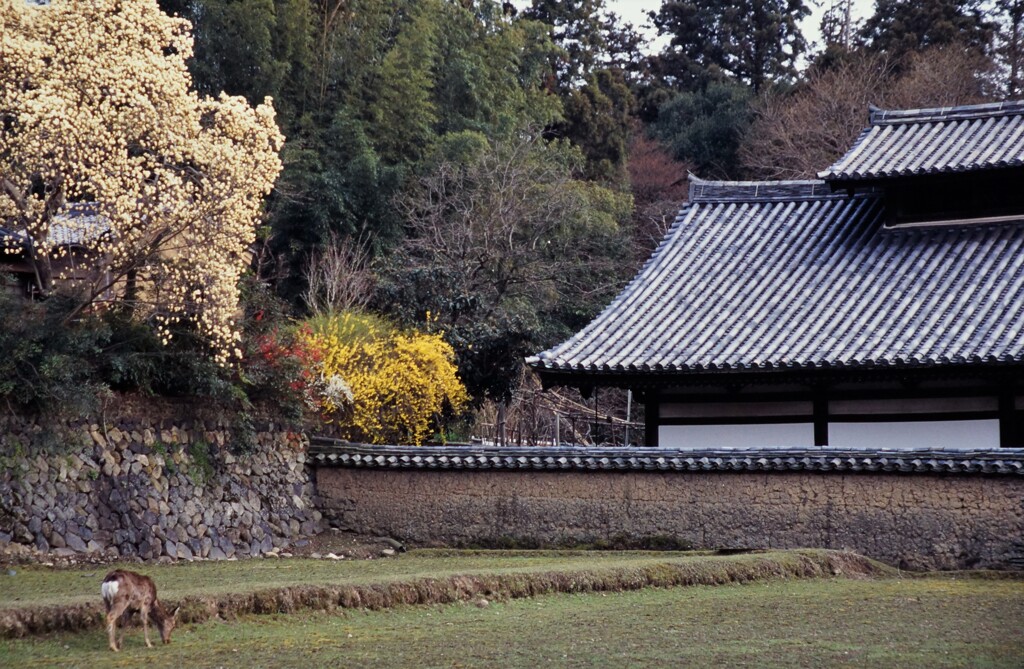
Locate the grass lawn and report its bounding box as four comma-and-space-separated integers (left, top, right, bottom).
1, 575, 1021, 668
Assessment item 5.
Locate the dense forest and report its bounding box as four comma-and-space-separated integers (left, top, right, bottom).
3, 0, 1023, 444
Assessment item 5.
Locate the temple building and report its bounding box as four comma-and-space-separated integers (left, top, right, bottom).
529, 101, 1024, 449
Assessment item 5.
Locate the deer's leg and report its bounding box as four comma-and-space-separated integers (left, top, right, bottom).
106, 616, 117, 653
141, 605, 153, 648
106, 601, 129, 652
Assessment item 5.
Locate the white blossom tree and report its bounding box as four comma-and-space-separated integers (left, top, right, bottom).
0, 0, 283, 361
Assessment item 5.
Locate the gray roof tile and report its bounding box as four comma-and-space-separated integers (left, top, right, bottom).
819, 100, 1024, 181
528, 176, 1024, 374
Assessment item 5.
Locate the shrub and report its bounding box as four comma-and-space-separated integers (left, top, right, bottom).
235, 277, 324, 425
100, 306, 237, 399
302, 311, 468, 445
0, 285, 110, 416
0, 273, 303, 429
241, 322, 321, 419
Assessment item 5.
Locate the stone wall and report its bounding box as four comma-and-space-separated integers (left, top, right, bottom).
0, 401, 320, 561
317, 466, 1024, 570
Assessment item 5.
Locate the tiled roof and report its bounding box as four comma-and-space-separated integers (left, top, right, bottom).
528, 177, 1024, 375
308, 440, 1024, 476
0, 203, 110, 251
819, 100, 1024, 182
48, 203, 110, 247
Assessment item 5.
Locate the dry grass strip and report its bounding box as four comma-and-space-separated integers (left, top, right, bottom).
0, 550, 889, 638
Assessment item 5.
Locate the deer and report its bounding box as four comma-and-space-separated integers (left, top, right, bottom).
100, 570, 180, 652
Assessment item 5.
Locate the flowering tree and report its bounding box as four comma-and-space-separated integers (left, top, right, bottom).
0, 0, 283, 360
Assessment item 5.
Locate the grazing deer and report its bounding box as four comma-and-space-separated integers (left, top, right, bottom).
100, 570, 179, 652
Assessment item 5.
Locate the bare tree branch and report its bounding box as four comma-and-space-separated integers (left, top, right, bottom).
304, 231, 375, 314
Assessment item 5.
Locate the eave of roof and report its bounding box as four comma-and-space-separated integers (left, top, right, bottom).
532, 360, 1024, 392
528, 177, 1024, 378
0, 227, 30, 254
818, 100, 1024, 182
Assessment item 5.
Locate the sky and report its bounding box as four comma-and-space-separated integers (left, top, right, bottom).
604, 0, 878, 54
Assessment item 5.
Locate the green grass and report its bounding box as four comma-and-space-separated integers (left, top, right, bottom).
2, 576, 1022, 668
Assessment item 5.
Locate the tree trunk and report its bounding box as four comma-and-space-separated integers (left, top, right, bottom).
497, 401, 507, 446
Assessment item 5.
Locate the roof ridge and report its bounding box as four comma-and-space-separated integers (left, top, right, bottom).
688, 175, 841, 203
869, 100, 1024, 125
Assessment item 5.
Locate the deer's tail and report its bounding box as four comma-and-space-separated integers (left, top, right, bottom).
101, 576, 120, 605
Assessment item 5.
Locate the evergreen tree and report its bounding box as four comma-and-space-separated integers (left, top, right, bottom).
267, 0, 565, 300
159, 0, 314, 131
996, 0, 1024, 96
523, 0, 642, 182
366, 0, 441, 165
860, 0, 996, 62
561, 69, 635, 182
433, 1, 562, 136
651, 81, 752, 179
524, 0, 605, 87
650, 0, 810, 93
813, 0, 859, 71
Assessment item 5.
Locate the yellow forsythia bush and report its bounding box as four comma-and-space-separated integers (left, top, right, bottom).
302, 311, 468, 445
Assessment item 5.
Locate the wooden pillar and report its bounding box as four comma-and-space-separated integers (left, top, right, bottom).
998, 391, 1021, 448
644, 390, 659, 447
813, 395, 829, 446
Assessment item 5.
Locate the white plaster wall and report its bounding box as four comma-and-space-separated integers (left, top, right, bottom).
659, 419, 999, 449
659, 423, 815, 449
828, 419, 1000, 450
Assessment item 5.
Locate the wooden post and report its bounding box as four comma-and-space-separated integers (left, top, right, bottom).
999, 390, 1021, 448
644, 390, 659, 447
497, 401, 507, 446
624, 390, 632, 447
813, 395, 829, 446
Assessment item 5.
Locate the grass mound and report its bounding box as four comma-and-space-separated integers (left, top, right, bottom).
0, 549, 890, 638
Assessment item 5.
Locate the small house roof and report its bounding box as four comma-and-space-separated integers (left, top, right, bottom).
818, 100, 1024, 183
528, 176, 1024, 377
0, 203, 110, 254
47, 202, 110, 248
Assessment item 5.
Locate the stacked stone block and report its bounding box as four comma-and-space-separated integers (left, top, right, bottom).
0, 406, 320, 560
